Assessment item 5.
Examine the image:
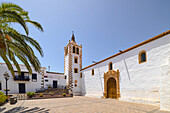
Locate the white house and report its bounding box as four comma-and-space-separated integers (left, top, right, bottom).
0, 63, 66, 94
44, 71, 66, 89
0, 63, 45, 94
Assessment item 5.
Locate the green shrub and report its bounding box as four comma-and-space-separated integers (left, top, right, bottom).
27, 92, 35, 97
39, 94, 43, 97
0, 92, 7, 103
48, 86, 51, 88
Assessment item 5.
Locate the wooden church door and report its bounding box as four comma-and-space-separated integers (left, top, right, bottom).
107, 78, 117, 98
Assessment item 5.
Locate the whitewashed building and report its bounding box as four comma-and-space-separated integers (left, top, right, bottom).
0, 63, 45, 94
0, 63, 66, 94
44, 71, 66, 89
64, 30, 170, 111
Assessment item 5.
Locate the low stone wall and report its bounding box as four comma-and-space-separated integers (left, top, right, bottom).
27, 94, 72, 100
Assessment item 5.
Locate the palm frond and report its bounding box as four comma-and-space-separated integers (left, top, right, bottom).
4, 27, 43, 57
25, 20, 44, 32
22, 35, 44, 56
13, 50, 32, 74
0, 10, 29, 35
8, 49, 21, 75
8, 41, 41, 73
0, 50, 14, 77
0, 3, 23, 11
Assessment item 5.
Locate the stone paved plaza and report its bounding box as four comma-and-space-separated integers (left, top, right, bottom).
0, 96, 169, 113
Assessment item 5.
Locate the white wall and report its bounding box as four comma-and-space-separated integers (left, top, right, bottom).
44, 72, 66, 89
160, 57, 170, 111
81, 34, 170, 103
72, 52, 81, 94
65, 55, 69, 85
0, 63, 44, 94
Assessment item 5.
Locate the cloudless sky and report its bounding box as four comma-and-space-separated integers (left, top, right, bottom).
1, 0, 170, 73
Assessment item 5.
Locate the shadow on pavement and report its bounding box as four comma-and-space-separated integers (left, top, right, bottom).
0, 106, 50, 113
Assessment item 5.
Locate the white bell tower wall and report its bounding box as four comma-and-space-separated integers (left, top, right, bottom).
64, 33, 82, 95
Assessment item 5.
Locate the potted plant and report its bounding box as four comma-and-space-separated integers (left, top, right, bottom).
63, 93, 66, 97
50, 92, 54, 96
39, 94, 43, 97
70, 93, 73, 97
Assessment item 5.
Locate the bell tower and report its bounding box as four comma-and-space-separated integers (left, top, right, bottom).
64, 32, 82, 95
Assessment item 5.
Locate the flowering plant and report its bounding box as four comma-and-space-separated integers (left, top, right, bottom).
4, 89, 10, 91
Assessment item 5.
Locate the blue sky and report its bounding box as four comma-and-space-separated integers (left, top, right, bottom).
1, 0, 170, 73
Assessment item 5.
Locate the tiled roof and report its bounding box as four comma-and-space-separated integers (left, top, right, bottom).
46, 71, 64, 75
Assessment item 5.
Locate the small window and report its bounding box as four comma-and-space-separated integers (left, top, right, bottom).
92, 69, 94, 76
74, 68, 78, 73
74, 57, 78, 63
76, 48, 79, 54
45, 79, 48, 82
109, 62, 112, 70
24, 73, 29, 79
32, 74, 37, 82
65, 76, 67, 79
80, 73, 82, 78
44, 76, 48, 78
139, 50, 147, 64
0, 82, 2, 90
73, 46, 75, 53
75, 84, 77, 87
74, 80, 77, 83
14, 72, 19, 78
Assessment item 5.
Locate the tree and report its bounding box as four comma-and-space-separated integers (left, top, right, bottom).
0, 3, 44, 77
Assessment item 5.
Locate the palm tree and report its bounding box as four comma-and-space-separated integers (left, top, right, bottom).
0, 3, 44, 77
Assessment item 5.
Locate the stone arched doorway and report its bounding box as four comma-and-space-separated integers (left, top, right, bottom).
107, 78, 117, 98
103, 69, 120, 100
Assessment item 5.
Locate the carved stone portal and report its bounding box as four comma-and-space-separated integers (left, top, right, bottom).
103, 69, 120, 100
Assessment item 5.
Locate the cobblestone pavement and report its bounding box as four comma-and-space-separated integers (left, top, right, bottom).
0, 96, 169, 113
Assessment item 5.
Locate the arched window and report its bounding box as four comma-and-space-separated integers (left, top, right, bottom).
77, 48, 79, 54
109, 62, 112, 70
139, 50, 147, 63
73, 46, 75, 53
92, 69, 94, 76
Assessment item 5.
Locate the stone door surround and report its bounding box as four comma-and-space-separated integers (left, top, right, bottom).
103, 69, 120, 100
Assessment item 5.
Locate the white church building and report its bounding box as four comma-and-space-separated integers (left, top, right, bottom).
0, 30, 170, 111
64, 30, 170, 111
